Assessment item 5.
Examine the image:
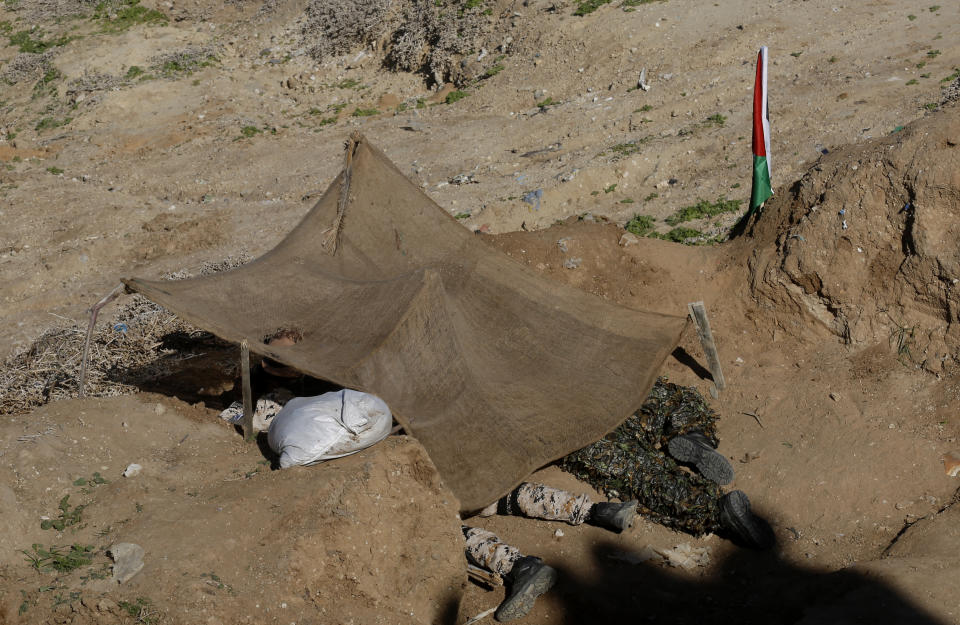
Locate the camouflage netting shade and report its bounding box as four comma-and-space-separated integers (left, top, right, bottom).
562, 378, 723, 535
124, 133, 689, 512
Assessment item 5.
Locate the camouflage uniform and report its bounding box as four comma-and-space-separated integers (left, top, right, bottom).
462, 526, 524, 576
561, 377, 723, 536
466, 482, 594, 574
482, 482, 593, 525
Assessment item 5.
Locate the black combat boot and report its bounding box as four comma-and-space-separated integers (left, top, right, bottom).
494, 556, 558, 622
719, 490, 775, 550
667, 431, 735, 485
589, 500, 638, 532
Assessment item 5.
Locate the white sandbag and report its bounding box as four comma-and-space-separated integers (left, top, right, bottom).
267, 390, 392, 468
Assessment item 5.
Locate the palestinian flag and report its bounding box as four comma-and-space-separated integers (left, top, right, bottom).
750, 46, 773, 212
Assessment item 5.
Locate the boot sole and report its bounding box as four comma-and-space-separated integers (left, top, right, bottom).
667, 436, 735, 485
494, 565, 558, 622
720, 490, 775, 550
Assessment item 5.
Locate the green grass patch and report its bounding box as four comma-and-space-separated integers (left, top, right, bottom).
927, 49, 940, 58
923, 102, 938, 111
239, 125, 261, 138
484, 64, 504, 78
574, 0, 611, 15
9, 30, 79, 54
941, 68, 960, 83
445, 90, 468, 104
536, 97, 557, 109
643, 192, 658, 202
625, 214, 655, 236
118, 597, 157, 623
335, 78, 361, 89
620, 198, 634, 204
0, 20, 13, 35
603, 183, 617, 193
23, 544, 93, 572
46, 166, 63, 175
34, 117, 71, 132
790, 51, 802, 58
156, 53, 218, 77
907, 14, 916, 20
665, 196, 741, 226
659, 226, 703, 242
704, 113, 727, 126
454, 212, 471, 219
906, 78, 918, 85
40, 495, 83, 530
94, 0, 167, 33
929, 5, 940, 11
124, 65, 145, 79
351, 107, 380, 117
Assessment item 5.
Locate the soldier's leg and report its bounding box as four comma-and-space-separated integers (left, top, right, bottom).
462, 526, 558, 623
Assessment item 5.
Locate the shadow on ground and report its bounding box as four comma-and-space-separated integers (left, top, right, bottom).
549, 537, 947, 625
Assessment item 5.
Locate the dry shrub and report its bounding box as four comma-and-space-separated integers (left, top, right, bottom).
301, 0, 489, 85
0, 255, 250, 416
1, 52, 56, 85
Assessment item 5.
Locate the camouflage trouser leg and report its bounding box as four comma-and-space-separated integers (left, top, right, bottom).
462, 526, 523, 576
500, 482, 593, 525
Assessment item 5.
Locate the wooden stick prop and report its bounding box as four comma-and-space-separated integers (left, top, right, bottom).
687, 301, 726, 392
79, 283, 126, 397
467, 563, 503, 587
241, 340, 255, 441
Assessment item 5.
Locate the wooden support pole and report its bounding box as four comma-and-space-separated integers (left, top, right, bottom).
241, 340, 255, 441
79, 283, 126, 397
687, 301, 726, 392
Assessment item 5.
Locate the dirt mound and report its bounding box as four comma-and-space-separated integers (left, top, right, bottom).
746, 103, 960, 372
0, 396, 464, 625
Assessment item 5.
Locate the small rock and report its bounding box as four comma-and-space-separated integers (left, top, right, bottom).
109, 542, 145, 584
155, 403, 165, 415
97, 599, 117, 613
554, 528, 564, 538
619, 232, 640, 247
563, 257, 582, 269
123, 463, 142, 478
943, 451, 960, 477
829, 392, 840, 401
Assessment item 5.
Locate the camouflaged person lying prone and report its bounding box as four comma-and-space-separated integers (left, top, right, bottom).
461, 377, 772, 622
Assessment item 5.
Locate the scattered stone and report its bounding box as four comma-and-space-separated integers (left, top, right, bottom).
450, 173, 477, 185
109, 542, 145, 584
123, 463, 142, 478
554, 528, 564, 538
943, 451, 960, 477
563, 257, 582, 269
557, 238, 570, 253
619, 232, 640, 247
637, 67, 650, 91
829, 392, 840, 401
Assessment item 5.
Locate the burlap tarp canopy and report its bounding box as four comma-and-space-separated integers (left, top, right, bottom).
124, 133, 689, 512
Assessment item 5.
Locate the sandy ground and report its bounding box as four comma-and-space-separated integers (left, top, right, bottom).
2, 0, 960, 623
